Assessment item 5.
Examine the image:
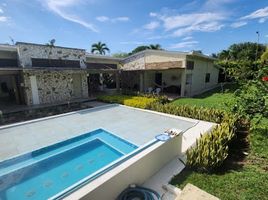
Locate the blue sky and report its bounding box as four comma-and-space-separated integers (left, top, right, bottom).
0, 0, 268, 55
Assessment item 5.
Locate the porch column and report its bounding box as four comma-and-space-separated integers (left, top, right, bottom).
115, 71, 120, 91
99, 73, 104, 91
139, 72, 144, 92
180, 69, 186, 97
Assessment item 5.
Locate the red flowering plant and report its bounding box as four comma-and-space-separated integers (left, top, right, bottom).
262, 76, 268, 82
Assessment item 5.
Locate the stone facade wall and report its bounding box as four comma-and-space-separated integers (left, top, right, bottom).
17, 43, 86, 68
23, 70, 88, 105
122, 53, 145, 70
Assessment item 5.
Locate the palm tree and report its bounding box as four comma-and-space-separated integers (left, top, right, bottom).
148, 44, 162, 50
91, 42, 110, 55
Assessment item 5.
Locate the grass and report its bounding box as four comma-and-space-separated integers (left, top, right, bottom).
170, 85, 268, 200
171, 84, 237, 110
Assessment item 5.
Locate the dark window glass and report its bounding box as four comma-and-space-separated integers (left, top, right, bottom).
205, 73, 210, 83
186, 61, 194, 70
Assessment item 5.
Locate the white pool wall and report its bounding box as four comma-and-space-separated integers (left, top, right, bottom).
64, 135, 182, 200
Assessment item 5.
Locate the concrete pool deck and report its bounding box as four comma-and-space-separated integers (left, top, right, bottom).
0, 104, 215, 161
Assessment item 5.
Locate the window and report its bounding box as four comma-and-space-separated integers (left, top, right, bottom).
186, 74, 192, 85
186, 61, 194, 70
205, 73, 210, 83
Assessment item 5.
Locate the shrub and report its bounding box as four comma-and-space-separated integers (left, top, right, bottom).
186, 116, 237, 172
97, 95, 159, 109
147, 102, 225, 123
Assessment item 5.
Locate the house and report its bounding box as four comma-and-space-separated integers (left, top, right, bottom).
121, 50, 219, 97
0, 42, 120, 107
0, 42, 219, 108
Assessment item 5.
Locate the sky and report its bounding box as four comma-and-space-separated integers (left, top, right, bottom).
0, 0, 268, 55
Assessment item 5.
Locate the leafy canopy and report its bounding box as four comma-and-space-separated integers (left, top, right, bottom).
129, 44, 163, 55
91, 41, 110, 55
217, 42, 266, 62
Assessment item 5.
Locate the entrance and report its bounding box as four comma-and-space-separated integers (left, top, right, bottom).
0, 74, 24, 110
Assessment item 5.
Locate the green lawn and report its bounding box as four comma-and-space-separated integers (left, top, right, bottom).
171, 84, 237, 110
170, 86, 268, 200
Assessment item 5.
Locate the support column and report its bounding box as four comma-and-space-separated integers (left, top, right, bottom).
115, 72, 120, 91
99, 73, 104, 91
139, 72, 144, 92
180, 69, 186, 97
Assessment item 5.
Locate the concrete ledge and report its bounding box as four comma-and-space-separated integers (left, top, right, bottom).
176, 184, 220, 200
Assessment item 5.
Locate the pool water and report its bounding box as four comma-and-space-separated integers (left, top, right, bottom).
0, 129, 138, 200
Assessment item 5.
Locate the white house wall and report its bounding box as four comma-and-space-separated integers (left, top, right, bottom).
185, 58, 218, 96
145, 52, 185, 63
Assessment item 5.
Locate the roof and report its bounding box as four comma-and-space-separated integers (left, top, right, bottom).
0, 44, 17, 52
86, 53, 123, 61
15, 42, 86, 51
122, 49, 216, 61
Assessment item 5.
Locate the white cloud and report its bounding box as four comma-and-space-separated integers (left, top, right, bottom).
143, 21, 160, 30
182, 36, 193, 41
0, 16, 8, 22
0, 8, 3, 14
120, 41, 144, 45
96, 16, 109, 22
113, 17, 129, 22
172, 21, 224, 37
149, 11, 225, 37
159, 12, 225, 31
241, 6, 268, 23
42, 0, 98, 32
96, 16, 129, 23
230, 21, 247, 28
149, 12, 157, 17
203, 0, 236, 10
169, 41, 199, 49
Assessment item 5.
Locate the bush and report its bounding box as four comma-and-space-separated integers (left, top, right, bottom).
97, 95, 159, 109
186, 116, 237, 172
147, 102, 225, 123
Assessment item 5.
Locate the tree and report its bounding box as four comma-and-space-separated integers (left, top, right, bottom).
129, 44, 163, 55
130, 45, 150, 55
112, 52, 129, 58
91, 42, 110, 55
46, 39, 56, 47
261, 47, 268, 63
148, 44, 162, 50
217, 42, 266, 62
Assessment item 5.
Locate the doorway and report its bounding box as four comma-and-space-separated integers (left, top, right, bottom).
155, 72, 162, 85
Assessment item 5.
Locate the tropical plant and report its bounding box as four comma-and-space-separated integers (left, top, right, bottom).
147, 103, 225, 123
91, 41, 110, 55
186, 119, 236, 172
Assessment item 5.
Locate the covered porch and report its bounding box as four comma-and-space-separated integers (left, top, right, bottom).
121, 68, 186, 97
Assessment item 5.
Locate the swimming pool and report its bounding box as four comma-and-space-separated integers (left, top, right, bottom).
0, 129, 138, 200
